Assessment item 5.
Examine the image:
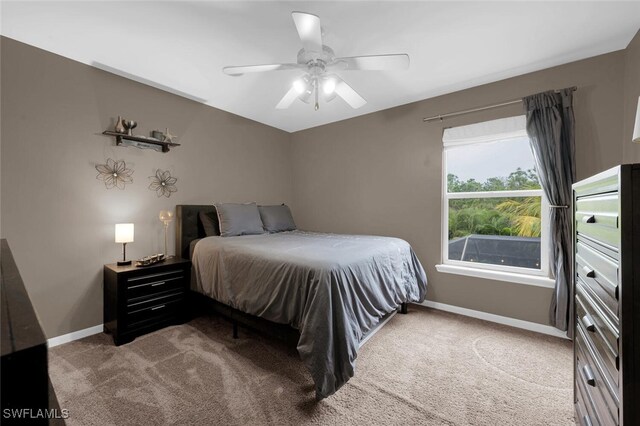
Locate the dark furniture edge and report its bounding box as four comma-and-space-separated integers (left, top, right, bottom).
176, 205, 215, 260
1, 239, 46, 356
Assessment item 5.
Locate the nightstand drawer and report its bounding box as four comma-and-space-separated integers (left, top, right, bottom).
576, 325, 618, 426
576, 239, 618, 316
127, 290, 184, 312
127, 274, 185, 301
127, 269, 184, 286
126, 294, 184, 328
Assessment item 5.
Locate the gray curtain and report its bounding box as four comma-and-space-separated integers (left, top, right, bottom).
523, 89, 575, 336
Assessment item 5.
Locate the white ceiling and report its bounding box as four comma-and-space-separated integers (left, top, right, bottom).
2, 1, 640, 133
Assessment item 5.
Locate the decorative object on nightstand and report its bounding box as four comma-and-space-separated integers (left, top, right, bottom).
135, 253, 165, 267
115, 223, 134, 266
159, 209, 174, 256
633, 96, 640, 143
103, 257, 191, 345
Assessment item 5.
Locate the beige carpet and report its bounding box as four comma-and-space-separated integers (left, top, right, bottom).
49, 306, 574, 425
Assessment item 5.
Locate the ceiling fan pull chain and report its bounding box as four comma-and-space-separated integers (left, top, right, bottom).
314, 78, 319, 110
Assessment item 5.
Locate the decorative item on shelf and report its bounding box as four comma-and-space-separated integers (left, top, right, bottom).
159, 209, 174, 257
163, 128, 177, 143
633, 96, 640, 143
151, 130, 166, 141
149, 169, 177, 198
115, 223, 134, 266
102, 119, 181, 153
95, 158, 133, 189
114, 115, 126, 134
135, 253, 165, 267
121, 119, 137, 136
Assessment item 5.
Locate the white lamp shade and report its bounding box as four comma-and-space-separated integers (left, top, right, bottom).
115, 223, 134, 243
633, 96, 640, 143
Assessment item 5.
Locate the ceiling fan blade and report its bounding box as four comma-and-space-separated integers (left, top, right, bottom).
223, 63, 302, 76
292, 12, 323, 53
334, 77, 366, 109
331, 54, 410, 71
275, 86, 300, 109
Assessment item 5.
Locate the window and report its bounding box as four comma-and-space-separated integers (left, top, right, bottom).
438, 116, 551, 285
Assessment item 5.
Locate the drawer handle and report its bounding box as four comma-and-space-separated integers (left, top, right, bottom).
581, 266, 596, 278
582, 215, 596, 224
581, 314, 596, 332
582, 415, 593, 426
615, 285, 619, 300
151, 281, 166, 287
151, 305, 166, 311
582, 365, 596, 387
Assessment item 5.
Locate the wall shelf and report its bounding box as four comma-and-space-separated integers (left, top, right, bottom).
102, 131, 181, 153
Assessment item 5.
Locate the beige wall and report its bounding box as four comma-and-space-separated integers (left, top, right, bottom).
0, 37, 293, 338
2, 32, 638, 338
623, 30, 640, 162
290, 51, 627, 326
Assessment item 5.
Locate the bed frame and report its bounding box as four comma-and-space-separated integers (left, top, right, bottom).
175, 205, 408, 341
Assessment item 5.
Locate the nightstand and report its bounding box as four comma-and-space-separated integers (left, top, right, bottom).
103, 257, 191, 345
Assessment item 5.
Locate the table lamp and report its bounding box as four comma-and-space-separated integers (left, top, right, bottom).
115, 223, 134, 266
159, 210, 174, 257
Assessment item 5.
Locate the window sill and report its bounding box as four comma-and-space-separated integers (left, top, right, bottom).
435, 264, 555, 288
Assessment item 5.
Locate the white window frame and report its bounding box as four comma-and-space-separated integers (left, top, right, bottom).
437, 116, 553, 288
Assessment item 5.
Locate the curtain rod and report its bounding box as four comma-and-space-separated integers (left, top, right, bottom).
422, 86, 577, 123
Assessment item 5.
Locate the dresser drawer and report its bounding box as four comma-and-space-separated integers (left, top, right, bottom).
576, 240, 619, 320
576, 325, 619, 426
575, 193, 620, 250
576, 373, 601, 426
126, 293, 185, 328
576, 283, 619, 387
127, 273, 185, 302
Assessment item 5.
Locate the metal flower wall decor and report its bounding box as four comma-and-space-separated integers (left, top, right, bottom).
95, 158, 133, 189
149, 169, 177, 198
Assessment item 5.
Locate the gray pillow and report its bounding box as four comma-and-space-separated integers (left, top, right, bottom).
215, 202, 265, 237
199, 209, 219, 237
258, 204, 297, 233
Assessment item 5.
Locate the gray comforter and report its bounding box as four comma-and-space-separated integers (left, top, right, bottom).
191, 231, 427, 399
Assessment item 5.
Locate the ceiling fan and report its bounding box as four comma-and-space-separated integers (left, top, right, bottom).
223, 11, 410, 111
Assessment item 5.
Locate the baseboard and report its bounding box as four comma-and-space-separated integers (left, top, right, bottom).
419, 300, 568, 339
47, 324, 104, 348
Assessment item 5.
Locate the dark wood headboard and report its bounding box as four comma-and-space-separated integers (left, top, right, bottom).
175, 205, 215, 260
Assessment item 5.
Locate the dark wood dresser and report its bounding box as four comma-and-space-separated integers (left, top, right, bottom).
573, 164, 640, 426
104, 257, 191, 345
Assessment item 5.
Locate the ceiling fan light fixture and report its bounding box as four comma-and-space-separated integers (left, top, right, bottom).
223, 12, 407, 111
293, 78, 307, 94
323, 78, 336, 95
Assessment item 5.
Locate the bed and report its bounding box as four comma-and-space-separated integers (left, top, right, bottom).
176, 205, 428, 399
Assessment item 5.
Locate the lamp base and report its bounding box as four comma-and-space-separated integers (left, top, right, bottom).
117, 260, 132, 266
